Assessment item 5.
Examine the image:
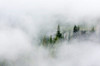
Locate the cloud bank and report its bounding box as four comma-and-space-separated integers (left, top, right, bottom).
0, 0, 100, 66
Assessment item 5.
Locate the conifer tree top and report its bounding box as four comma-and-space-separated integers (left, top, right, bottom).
56, 25, 62, 38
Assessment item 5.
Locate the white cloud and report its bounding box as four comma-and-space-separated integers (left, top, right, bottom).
0, 0, 100, 66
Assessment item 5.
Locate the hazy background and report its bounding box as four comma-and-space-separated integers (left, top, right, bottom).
0, 0, 100, 66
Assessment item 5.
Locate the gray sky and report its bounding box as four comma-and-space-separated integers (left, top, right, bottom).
0, 0, 100, 25
0, 1, 100, 66
0, 0, 100, 16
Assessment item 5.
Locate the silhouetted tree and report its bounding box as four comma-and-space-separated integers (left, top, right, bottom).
73, 25, 79, 33
54, 25, 63, 43
56, 25, 62, 38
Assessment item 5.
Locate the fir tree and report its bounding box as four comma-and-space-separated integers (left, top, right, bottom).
54, 25, 62, 43
73, 25, 79, 33
56, 25, 62, 38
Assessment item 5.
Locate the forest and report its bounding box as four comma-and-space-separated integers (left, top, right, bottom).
41, 24, 95, 46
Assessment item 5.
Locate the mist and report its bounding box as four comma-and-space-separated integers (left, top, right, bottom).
0, 0, 100, 66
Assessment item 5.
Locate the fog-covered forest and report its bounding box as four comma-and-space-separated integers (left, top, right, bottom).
41, 24, 95, 45
0, 0, 100, 66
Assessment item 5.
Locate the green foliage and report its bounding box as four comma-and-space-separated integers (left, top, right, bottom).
56, 25, 62, 38
41, 24, 95, 46
73, 25, 80, 33
54, 36, 58, 43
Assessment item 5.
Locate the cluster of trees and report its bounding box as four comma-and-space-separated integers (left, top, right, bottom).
42, 25, 95, 45
42, 25, 63, 45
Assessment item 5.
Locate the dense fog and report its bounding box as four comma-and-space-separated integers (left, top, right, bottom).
0, 0, 100, 66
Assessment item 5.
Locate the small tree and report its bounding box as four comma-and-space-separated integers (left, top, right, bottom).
73, 25, 80, 33
56, 25, 62, 38
54, 25, 63, 43
73, 25, 77, 33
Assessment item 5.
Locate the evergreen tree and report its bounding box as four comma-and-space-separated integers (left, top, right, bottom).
56, 25, 62, 38
73, 25, 79, 33
54, 25, 62, 43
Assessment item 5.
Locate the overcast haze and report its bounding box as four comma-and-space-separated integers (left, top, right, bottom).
0, 0, 100, 66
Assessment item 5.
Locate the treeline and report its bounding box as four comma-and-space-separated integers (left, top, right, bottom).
42, 25, 95, 46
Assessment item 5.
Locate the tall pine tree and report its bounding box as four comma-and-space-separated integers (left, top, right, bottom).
56, 25, 62, 38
